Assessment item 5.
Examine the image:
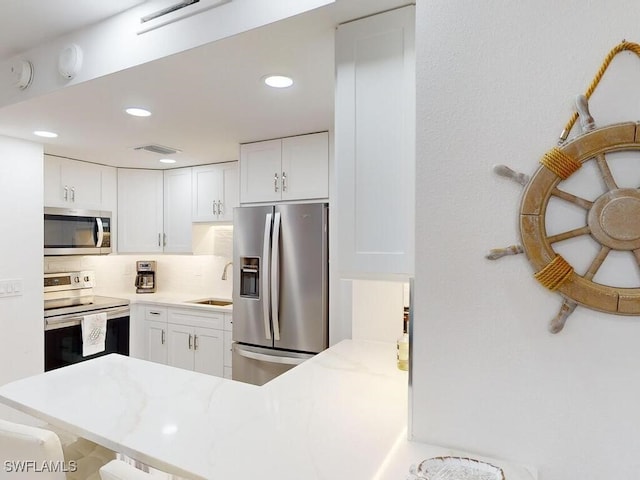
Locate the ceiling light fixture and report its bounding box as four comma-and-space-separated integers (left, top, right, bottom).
159, 158, 176, 164
263, 75, 294, 88
125, 107, 152, 117
33, 130, 58, 138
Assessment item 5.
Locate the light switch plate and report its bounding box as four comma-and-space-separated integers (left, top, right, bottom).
0, 279, 23, 297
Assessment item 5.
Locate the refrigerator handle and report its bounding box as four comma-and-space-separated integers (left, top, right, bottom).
235, 345, 312, 366
271, 211, 281, 341
262, 213, 273, 340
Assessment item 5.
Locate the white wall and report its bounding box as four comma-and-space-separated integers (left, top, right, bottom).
0, 0, 334, 109
0, 135, 43, 421
412, 1, 640, 478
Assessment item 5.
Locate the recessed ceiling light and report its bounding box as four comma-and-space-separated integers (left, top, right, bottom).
33, 130, 58, 138
125, 107, 152, 117
159, 158, 176, 164
263, 75, 294, 88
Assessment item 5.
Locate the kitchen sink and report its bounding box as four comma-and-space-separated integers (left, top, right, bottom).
188, 299, 232, 306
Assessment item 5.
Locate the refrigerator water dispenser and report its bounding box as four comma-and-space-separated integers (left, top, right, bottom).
240, 257, 259, 298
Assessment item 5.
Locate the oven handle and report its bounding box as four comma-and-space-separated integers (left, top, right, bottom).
45, 305, 130, 331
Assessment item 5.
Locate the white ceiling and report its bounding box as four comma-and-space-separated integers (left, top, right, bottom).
0, 0, 409, 169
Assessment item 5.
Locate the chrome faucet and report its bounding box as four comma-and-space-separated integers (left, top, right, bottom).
221, 261, 233, 280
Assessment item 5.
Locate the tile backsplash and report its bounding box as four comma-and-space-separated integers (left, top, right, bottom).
44, 226, 234, 299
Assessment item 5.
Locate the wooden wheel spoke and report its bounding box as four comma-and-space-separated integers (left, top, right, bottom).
551, 187, 593, 210
547, 226, 591, 244
584, 246, 611, 280
594, 153, 618, 191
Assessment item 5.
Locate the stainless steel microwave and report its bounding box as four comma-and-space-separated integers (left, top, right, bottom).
44, 207, 112, 256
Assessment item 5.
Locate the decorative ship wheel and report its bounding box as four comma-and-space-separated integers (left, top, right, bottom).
487, 41, 640, 333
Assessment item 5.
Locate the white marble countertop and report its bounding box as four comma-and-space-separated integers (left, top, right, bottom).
0, 340, 536, 479
0, 340, 406, 479
111, 292, 234, 313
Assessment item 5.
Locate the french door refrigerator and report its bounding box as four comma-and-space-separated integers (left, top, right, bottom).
232, 202, 328, 385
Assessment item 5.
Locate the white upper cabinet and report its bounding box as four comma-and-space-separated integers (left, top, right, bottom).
192, 162, 239, 222
281, 133, 329, 201
240, 132, 328, 204
163, 167, 193, 252
239, 139, 282, 203
335, 6, 415, 277
117, 169, 164, 253
44, 155, 115, 211
118, 168, 193, 253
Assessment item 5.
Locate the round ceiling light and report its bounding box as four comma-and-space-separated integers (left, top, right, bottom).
159, 158, 176, 164
33, 130, 58, 138
125, 107, 152, 117
263, 75, 294, 88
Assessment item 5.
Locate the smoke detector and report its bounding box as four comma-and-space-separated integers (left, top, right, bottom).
10, 60, 33, 90
58, 44, 83, 79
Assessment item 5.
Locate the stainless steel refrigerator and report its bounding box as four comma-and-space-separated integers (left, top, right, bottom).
232, 203, 328, 385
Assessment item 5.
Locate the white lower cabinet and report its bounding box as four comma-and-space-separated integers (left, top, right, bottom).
141, 304, 231, 378
223, 331, 232, 379
145, 320, 168, 365
167, 323, 223, 376
143, 306, 168, 364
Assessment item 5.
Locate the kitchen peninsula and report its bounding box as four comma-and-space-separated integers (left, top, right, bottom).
0, 340, 535, 480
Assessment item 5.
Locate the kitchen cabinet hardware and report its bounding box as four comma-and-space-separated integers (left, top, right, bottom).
161, 329, 165, 345
158, 233, 161, 247
274, 172, 279, 192
282, 171, 287, 192
194, 334, 199, 351
188, 333, 193, 350
64, 186, 69, 201
163, 233, 167, 247
70, 187, 75, 202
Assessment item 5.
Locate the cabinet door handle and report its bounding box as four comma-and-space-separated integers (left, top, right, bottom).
274, 173, 279, 192
194, 334, 199, 351
282, 171, 287, 192
212, 201, 216, 215
163, 233, 167, 247
188, 333, 193, 350
70, 187, 75, 202
158, 233, 161, 247
63, 186, 69, 201
161, 329, 165, 345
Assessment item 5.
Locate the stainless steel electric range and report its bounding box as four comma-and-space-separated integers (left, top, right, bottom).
44, 271, 130, 371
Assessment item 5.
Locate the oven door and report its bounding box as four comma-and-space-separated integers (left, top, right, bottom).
44, 309, 129, 372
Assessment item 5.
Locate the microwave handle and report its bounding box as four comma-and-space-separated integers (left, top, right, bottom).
95, 218, 104, 247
